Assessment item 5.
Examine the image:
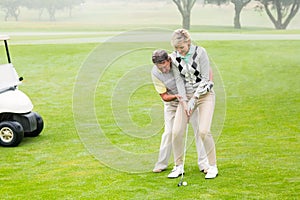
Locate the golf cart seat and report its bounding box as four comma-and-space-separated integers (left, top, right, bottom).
0, 63, 22, 93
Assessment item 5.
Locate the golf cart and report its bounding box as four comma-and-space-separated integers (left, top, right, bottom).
0, 35, 43, 147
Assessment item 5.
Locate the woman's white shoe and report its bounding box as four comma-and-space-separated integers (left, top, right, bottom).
205, 166, 218, 179
167, 165, 184, 178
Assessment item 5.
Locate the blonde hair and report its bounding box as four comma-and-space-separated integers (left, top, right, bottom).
171, 29, 191, 48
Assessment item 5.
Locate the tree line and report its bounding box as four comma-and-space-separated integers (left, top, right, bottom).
0, 0, 84, 21
1, 0, 299, 30
174, 0, 300, 30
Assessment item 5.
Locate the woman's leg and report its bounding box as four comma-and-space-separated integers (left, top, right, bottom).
167, 102, 188, 178
190, 108, 209, 172
171, 102, 187, 166
196, 91, 217, 166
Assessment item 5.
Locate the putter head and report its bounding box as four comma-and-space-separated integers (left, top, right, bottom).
177, 180, 183, 187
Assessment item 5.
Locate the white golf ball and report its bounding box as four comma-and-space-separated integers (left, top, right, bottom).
182, 181, 187, 186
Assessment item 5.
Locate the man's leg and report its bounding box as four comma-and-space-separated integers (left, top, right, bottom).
153, 102, 177, 172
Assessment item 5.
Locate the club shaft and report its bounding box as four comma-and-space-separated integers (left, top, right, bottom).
178, 123, 189, 186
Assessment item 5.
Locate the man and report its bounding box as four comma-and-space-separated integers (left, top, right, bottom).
151, 49, 209, 177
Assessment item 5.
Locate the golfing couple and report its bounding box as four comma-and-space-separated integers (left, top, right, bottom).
151, 29, 218, 179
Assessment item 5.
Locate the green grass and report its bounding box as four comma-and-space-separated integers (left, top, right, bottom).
0, 38, 299, 199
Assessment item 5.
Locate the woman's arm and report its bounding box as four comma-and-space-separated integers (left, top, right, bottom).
171, 63, 187, 102
171, 62, 189, 116
193, 47, 211, 98
198, 47, 210, 82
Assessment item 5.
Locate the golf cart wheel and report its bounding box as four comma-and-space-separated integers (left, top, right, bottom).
0, 121, 24, 147
25, 112, 44, 137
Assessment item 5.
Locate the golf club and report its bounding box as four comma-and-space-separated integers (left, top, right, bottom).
178, 122, 189, 187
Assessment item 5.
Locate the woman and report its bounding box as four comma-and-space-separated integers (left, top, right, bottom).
170, 29, 218, 179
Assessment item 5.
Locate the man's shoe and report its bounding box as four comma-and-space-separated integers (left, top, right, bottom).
205, 166, 218, 179
152, 168, 165, 173
200, 168, 208, 174
199, 163, 209, 174
167, 165, 184, 178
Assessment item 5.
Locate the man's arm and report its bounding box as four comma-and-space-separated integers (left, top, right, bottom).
160, 92, 179, 102
152, 73, 181, 102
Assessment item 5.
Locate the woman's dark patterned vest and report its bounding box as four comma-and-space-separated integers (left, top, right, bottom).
171, 46, 202, 84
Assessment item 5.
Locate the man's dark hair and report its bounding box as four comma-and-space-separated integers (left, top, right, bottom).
152, 49, 169, 64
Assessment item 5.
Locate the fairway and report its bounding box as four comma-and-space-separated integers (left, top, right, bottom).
0, 1, 299, 199
0, 35, 298, 199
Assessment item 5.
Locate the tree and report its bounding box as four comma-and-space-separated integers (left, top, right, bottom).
22, 0, 84, 21
172, 0, 197, 30
256, 0, 300, 29
205, 0, 228, 6
65, 0, 85, 17
205, 0, 251, 29
231, 0, 251, 29
0, 0, 21, 21
22, 0, 45, 20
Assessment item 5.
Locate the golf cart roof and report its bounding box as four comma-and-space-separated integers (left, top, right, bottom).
0, 35, 10, 41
